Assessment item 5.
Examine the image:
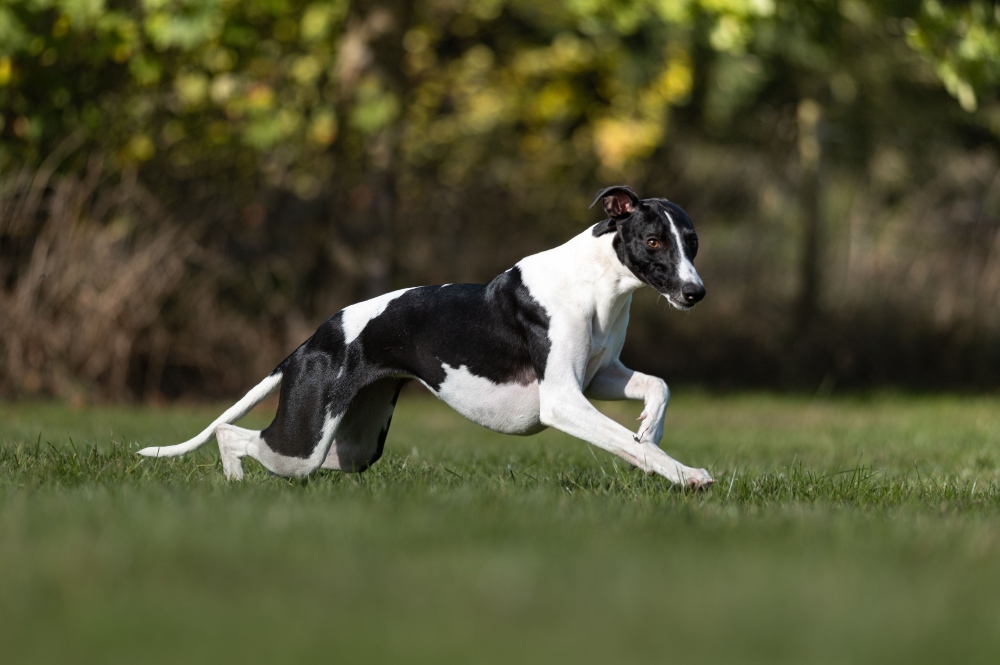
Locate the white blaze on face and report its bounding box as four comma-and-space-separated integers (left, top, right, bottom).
662, 206, 703, 288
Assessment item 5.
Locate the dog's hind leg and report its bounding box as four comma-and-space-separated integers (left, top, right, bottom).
215, 401, 345, 480
215, 423, 263, 481
321, 378, 406, 472
253, 410, 344, 478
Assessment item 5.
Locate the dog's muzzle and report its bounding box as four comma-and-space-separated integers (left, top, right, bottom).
680, 283, 705, 306
663, 283, 705, 310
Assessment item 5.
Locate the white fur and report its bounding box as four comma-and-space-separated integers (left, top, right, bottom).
430, 364, 543, 435
256, 411, 342, 477
341, 288, 414, 345
514, 226, 713, 487
216, 411, 342, 480
216, 423, 261, 481
136, 372, 282, 458
661, 205, 703, 287
142, 215, 713, 488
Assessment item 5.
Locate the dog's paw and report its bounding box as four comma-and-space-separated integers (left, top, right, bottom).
682, 468, 714, 489
222, 457, 244, 481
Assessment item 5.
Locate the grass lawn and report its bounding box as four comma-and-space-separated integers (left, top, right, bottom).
2, 391, 1000, 664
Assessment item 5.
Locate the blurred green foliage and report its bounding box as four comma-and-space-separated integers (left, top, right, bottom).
1, 1, 997, 190
2, 1, 1000, 398
907, 0, 1000, 115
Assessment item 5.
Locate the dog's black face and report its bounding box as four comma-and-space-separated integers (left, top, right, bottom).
592, 186, 705, 310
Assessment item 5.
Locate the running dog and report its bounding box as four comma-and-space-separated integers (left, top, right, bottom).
138, 186, 713, 487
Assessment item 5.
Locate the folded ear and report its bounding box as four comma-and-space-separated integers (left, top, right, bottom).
590, 185, 639, 219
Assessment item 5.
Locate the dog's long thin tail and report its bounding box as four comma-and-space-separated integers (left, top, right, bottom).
136, 371, 283, 458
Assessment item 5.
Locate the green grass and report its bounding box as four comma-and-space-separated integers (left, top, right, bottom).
3, 392, 1000, 664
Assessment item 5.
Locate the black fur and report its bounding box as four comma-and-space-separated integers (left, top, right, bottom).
259, 187, 698, 464
261, 267, 551, 460
590, 185, 639, 219
328, 377, 405, 472
262, 314, 351, 458
591, 218, 618, 237
592, 192, 701, 300
366, 379, 404, 469
359, 267, 551, 389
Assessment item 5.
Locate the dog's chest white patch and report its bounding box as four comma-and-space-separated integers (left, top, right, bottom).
430, 364, 543, 435
341, 288, 415, 345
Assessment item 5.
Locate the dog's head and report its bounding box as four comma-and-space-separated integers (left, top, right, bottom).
591, 185, 705, 310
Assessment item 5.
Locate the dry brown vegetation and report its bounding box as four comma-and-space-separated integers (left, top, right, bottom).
0, 147, 280, 401
2, 2, 999, 399
2, 136, 998, 400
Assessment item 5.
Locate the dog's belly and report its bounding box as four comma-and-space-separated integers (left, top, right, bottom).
429, 364, 544, 435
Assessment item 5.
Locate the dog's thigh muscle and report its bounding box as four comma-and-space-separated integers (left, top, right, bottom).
322, 378, 405, 472
257, 358, 353, 477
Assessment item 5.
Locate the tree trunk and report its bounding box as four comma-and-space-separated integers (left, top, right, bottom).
796, 98, 824, 328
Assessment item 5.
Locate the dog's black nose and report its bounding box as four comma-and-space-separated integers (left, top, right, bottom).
681, 283, 705, 305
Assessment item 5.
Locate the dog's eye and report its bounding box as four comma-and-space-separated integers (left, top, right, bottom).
646, 238, 659, 249
687, 236, 698, 257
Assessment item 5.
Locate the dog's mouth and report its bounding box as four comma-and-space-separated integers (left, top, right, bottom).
661, 294, 694, 311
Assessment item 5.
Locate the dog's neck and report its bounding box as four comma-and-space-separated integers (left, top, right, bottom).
577, 228, 643, 334
587, 227, 645, 295
516, 226, 644, 336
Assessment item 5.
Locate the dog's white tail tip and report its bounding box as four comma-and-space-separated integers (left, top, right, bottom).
136, 444, 194, 458
137, 371, 282, 462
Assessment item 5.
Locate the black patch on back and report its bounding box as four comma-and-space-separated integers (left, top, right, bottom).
358, 267, 551, 390
262, 269, 551, 459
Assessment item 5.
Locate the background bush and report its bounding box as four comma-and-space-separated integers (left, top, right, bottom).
2, 0, 999, 399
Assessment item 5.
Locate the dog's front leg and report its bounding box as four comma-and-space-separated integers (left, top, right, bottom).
539, 386, 712, 487
585, 360, 669, 445
535, 318, 711, 487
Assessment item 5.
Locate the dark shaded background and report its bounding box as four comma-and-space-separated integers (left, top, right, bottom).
2, 0, 999, 400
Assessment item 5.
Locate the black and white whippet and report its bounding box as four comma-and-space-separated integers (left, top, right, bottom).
138, 186, 713, 487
